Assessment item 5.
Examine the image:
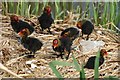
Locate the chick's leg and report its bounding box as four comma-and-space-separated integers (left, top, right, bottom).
66, 52, 70, 60
81, 32, 84, 39
86, 35, 89, 40
26, 52, 35, 58
56, 53, 64, 59
48, 27, 52, 34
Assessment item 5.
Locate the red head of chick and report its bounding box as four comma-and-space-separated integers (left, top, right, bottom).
43, 5, 51, 15
84, 49, 108, 69
77, 20, 94, 40
52, 36, 72, 60
10, 15, 34, 35
18, 29, 43, 58
18, 28, 30, 38
10, 15, 19, 22
38, 5, 54, 34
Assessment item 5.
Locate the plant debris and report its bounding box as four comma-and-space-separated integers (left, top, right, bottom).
0, 14, 120, 78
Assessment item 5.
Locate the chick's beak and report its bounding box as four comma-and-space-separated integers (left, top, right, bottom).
53, 44, 58, 49
105, 52, 108, 55
53, 45, 58, 49
104, 52, 108, 58
18, 31, 23, 37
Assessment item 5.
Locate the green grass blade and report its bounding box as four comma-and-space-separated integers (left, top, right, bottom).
30, 2, 37, 15
76, 5, 80, 13
94, 50, 100, 79
114, 2, 119, 26
35, 1, 39, 15
2, 3, 5, 15
62, 2, 66, 19
72, 55, 80, 71
50, 60, 74, 66
85, 2, 89, 18
24, 3, 29, 17
56, 11, 64, 19
43, 0, 48, 8
67, 2, 72, 12
55, 2, 58, 19
110, 2, 115, 22
49, 62, 63, 79
26, 4, 31, 18
110, 2, 115, 31
88, 2, 93, 19
101, 3, 108, 25
96, 3, 101, 24
93, 3, 98, 25
16, 2, 20, 14
5, 1, 8, 15
104, 76, 120, 80
80, 65, 86, 80
49, 60, 74, 79
20, 1, 25, 16
9, 2, 14, 13
55, 1, 60, 19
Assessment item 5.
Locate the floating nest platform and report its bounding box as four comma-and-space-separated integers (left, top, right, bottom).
0, 14, 120, 78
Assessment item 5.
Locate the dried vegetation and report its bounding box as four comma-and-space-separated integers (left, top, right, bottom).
0, 13, 120, 78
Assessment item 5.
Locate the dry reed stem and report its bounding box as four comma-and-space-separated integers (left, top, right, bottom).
0, 63, 23, 79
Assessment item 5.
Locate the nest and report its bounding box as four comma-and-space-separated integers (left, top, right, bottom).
0, 14, 120, 78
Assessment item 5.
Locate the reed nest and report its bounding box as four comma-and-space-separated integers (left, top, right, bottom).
0, 14, 120, 78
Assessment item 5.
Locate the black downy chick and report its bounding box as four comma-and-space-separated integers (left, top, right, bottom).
77, 20, 94, 40
84, 49, 108, 69
61, 27, 80, 41
52, 27, 80, 60
10, 15, 34, 35
38, 5, 54, 34
52, 37, 72, 60
18, 29, 43, 58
